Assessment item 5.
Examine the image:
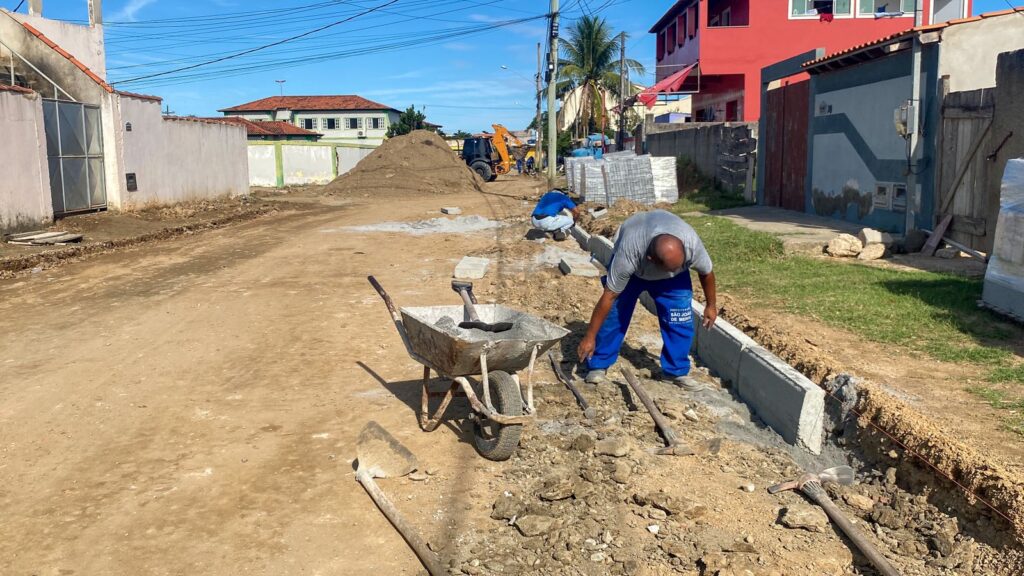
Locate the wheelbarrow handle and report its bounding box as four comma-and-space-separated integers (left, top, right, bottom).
367, 276, 430, 367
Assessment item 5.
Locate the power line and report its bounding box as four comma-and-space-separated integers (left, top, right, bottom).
13, 0, 25, 12
115, 0, 399, 85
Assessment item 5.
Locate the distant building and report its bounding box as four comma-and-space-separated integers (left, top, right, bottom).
212, 117, 321, 142
220, 96, 401, 146
648, 0, 973, 121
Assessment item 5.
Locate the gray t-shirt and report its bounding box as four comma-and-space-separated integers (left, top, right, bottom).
606, 210, 713, 294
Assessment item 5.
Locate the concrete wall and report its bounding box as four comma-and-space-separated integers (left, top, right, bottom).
646, 121, 756, 194
0, 87, 52, 232
939, 16, 1024, 93
246, 142, 376, 187
9, 11, 106, 78
337, 146, 374, 175
247, 145, 278, 188
117, 95, 248, 208
282, 144, 334, 185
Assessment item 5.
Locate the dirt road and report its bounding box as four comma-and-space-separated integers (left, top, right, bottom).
0, 184, 536, 575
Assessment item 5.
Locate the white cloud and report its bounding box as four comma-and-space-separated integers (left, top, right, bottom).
112, 0, 158, 22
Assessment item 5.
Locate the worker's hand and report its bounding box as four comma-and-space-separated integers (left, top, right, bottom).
702, 306, 718, 329
577, 333, 597, 362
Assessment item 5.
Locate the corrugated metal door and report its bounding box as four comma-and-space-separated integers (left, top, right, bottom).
763, 81, 809, 212
42, 99, 107, 216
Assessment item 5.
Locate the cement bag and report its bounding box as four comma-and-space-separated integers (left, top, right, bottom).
983, 159, 1024, 321
650, 156, 679, 204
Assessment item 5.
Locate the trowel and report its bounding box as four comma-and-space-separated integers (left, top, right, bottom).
355, 421, 445, 576
451, 280, 513, 333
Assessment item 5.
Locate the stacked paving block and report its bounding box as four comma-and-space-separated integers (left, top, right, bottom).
601, 156, 656, 205
650, 156, 679, 204
580, 162, 608, 204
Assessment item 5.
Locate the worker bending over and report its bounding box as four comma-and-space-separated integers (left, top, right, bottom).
531, 189, 579, 241
577, 210, 718, 389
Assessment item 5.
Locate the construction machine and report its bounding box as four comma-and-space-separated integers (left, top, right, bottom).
461, 124, 537, 182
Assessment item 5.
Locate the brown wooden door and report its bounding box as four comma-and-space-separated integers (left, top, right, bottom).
762, 80, 809, 212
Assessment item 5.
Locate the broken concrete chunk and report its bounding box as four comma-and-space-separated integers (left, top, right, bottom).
454, 256, 490, 279
588, 207, 608, 219
594, 437, 630, 458
441, 207, 462, 215
844, 493, 876, 512
826, 234, 863, 257
857, 227, 894, 248
935, 247, 962, 259
539, 478, 576, 501
515, 515, 556, 537
491, 493, 526, 520
611, 461, 632, 484
779, 505, 830, 533
857, 243, 887, 261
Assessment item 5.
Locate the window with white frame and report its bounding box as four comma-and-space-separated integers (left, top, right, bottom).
346, 117, 362, 130
791, 0, 852, 17
370, 117, 385, 130
324, 117, 340, 130
859, 0, 914, 16
301, 118, 317, 130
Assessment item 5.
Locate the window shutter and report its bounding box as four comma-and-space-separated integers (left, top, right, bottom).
687, 5, 697, 37
677, 14, 686, 45
667, 23, 676, 54
656, 31, 665, 60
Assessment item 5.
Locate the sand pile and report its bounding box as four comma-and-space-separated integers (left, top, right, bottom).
325, 129, 483, 197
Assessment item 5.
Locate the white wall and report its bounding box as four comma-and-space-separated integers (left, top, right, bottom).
0, 88, 52, 232
939, 16, 1024, 92
247, 145, 277, 187
9, 11, 107, 78
337, 146, 374, 175
117, 95, 248, 209
282, 145, 334, 185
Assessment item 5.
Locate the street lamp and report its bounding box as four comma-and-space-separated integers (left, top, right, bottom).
275, 80, 286, 96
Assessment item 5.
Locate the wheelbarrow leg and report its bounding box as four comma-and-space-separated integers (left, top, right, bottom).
419, 366, 458, 433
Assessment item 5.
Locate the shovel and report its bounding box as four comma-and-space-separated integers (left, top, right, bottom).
769, 466, 900, 576
548, 351, 597, 419
620, 367, 722, 457
355, 421, 445, 576
451, 280, 513, 333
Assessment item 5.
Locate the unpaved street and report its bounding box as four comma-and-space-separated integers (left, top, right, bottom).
0, 185, 530, 575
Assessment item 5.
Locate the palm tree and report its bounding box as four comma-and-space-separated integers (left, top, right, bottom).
558, 15, 645, 139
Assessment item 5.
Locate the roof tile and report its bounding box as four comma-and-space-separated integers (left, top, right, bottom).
203, 116, 320, 137
19, 21, 114, 93
219, 95, 397, 113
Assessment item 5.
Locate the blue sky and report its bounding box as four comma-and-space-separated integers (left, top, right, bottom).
13, 0, 1014, 132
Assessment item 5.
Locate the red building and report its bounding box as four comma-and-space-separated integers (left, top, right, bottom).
649, 0, 972, 121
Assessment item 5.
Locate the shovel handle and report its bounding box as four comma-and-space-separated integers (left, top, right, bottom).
802, 482, 901, 576
621, 366, 679, 446
454, 287, 481, 323
548, 352, 592, 414
356, 470, 446, 576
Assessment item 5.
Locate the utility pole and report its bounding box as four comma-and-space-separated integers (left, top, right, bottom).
546, 0, 559, 182
618, 32, 627, 152
906, 0, 923, 234
536, 42, 543, 173
275, 80, 286, 96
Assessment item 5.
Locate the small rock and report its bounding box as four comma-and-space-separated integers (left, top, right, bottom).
929, 532, 956, 557
647, 524, 660, 535
826, 234, 863, 257
935, 247, 961, 259
779, 505, 830, 533
857, 243, 887, 261
611, 461, 632, 484
647, 508, 668, 521
491, 494, 524, 520
683, 409, 699, 422
441, 207, 462, 215
595, 437, 630, 458
516, 515, 556, 537
884, 467, 898, 486
741, 483, 755, 493
409, 471, 429, 481
571, 434, 596, 453
844, 494, 876, 512
858, 227, 894, 248
724, 539, 758, 554
589, 552, 606, 562
540, 479, 576, 501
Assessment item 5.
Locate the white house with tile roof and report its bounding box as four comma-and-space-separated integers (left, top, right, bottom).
220, 96, 401, 146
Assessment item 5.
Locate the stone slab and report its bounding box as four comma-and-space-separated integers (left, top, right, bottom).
588, 235, 615, 269
570, 226, 592, 252
559, 257, 600, 278
441, 207, 462, 215
453, 256, 490, 279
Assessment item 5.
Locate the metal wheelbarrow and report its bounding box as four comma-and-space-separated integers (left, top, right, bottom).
368, 276, 569, 461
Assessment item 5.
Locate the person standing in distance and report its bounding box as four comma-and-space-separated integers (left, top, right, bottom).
577, 210, 718, 389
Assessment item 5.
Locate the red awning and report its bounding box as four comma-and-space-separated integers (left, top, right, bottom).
636, 63, 697, 109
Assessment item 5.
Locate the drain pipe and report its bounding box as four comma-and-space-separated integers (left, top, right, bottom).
905, 0, 925, 234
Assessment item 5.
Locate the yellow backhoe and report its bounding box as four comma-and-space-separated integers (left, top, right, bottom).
462, 125, 538, 181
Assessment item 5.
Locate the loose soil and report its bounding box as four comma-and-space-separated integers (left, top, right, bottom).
1, 173, 1022, 575
324, 129, 483, 197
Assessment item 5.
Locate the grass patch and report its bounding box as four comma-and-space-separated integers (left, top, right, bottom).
967, 386, 1024, 436
674, 156, 751, 213
679, 215, 1024, 374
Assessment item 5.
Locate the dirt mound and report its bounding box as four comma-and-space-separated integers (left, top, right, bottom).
324, 130, 483, 197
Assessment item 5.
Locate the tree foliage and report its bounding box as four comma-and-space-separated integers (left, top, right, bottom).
386, 105, 428, 138
558, 16, 645, 138
451, 130, 473, 139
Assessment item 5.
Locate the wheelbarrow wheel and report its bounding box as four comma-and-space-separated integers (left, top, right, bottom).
473, 370, 522, 461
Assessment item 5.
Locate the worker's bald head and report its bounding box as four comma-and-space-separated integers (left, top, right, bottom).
647, 234, 685, 272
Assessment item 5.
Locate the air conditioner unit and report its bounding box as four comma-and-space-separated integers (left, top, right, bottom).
357, 130, 366, 138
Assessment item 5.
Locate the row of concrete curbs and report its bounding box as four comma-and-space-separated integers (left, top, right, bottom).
571, 225, 826, 454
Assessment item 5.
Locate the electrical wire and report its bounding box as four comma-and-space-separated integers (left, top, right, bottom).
12, 0, 24, 12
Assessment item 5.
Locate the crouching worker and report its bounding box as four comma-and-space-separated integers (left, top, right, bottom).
531, 189, 579, 241
576, 210, 718, 389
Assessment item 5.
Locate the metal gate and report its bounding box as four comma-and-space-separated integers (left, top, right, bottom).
763, 80, 810, 212
42, 99, 106, 216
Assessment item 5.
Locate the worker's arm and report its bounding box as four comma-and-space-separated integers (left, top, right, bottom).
577, 288, 618, 361
698, 271, 718, 329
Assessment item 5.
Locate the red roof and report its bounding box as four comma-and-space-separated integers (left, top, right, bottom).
19, 21, 113, 93
116, 90, 162, 103
210, 117, 320, 137
804, 7, 1024, 68
219, 95, 397, 113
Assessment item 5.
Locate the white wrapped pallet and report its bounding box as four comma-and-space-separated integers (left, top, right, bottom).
983, 159, 1024, 322
603, 150, 637, 161
650, 156, 679, 204
580, 161, 608, 204
601, 156, 656, 205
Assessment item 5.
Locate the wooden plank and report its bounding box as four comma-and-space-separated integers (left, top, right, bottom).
941, 108, 995, 120
922, 215, 954, 257
939, 117, 993, 215
951, 215, 987, 236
